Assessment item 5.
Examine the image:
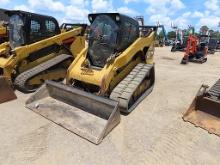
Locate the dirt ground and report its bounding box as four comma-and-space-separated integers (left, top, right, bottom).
0, 47, 220, 165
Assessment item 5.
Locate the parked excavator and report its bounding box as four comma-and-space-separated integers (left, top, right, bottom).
26, 13, 157, 144
0, 10, 86, 103
154, 23, 167, 47
181, 34, 208, 64
158, 25, 168, 46
183, 79, 220, 137
171, 26, 194, 52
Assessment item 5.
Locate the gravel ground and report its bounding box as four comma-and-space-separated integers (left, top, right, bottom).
0, 47, 220, 165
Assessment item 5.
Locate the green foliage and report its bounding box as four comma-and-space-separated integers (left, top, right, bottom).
167, 31, 176, 39
158, 30, 164, 38
198, 25, 220, 38
200, 25, 209, 32
210, 31, 220, 38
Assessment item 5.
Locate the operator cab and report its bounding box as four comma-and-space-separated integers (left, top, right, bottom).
87, 13, 139, 68
6, 10, 60, 49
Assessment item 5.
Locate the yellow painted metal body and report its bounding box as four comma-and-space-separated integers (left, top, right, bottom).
0, 25, 7, 43
67, 30, 156, 93
0, 26, 6, 37
0, 27, 85, 82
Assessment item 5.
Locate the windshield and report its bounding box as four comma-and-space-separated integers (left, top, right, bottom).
9, 14, 24, 49
88, 15, 118, 68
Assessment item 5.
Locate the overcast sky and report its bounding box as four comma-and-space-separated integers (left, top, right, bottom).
1, 0, 220, 31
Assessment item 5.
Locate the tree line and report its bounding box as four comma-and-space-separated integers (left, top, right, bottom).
165, 26, 220, 40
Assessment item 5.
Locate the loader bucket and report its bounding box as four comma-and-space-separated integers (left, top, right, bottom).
0, 76, 17, 103
183, 85, 220, 136
26, 81, 120, 144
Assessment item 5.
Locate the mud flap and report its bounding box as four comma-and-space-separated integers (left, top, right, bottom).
0, 76, 17, 104
183, 85, 220, 136
25, 81, 120, 144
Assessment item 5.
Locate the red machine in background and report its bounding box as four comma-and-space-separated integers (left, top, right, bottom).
181, 34, 208, 64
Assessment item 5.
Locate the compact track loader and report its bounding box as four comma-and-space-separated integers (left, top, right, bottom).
26, 13, 157, 144
181, 34, 208, 64
0, 10, 86, 103
183, 79, 220, 136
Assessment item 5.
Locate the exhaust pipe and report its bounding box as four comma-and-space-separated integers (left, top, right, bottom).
26, 81, 120, 144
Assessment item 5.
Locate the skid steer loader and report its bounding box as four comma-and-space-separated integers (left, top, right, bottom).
183, 79, 220, 136
26, 13, 157, 144
0, 10, 86, 103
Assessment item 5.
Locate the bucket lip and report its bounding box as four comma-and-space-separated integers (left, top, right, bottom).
25, 81, 121, 145
45, 80, 118, 107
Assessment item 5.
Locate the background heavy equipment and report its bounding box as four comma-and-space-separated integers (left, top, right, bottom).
183, 80, 220, 137
154, 24, 168, 47
135, 17, 167, 47
60, 23, 85, 32
216, 39, 220, 50
181, 34, 208, 64
171, 26, 195, 52
208, 38, 218, 54
158, 25, 168, 46
0, 8, 9, 44
0, 10, 86, 103
26, 13, 157, 144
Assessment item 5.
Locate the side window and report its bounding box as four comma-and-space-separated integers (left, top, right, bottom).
130, 24, 137, 41
122, 21, 137, 43
45, 20, 56, 36
123, 22, 131, 42
31, 20, 40, 33
30, 20, 42, 43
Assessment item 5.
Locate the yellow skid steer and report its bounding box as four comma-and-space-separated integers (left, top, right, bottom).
0, 10, 86, 103
26, 13, 158, 144
183, 79, 220, 136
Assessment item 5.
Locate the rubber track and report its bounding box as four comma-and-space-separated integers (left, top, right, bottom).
208, 79, 220, 100
14, 54, 72, 93
110, 63, 154, 113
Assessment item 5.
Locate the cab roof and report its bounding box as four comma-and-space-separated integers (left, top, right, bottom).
88, 13, 139, 27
